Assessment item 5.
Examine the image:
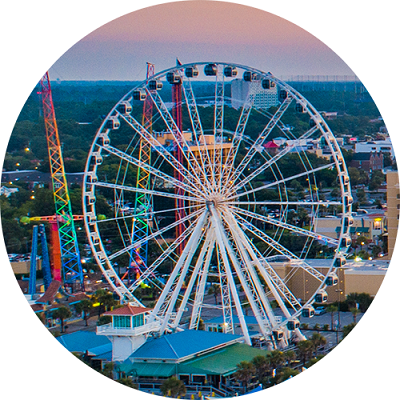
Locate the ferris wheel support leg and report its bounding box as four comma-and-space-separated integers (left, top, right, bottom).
149, 211, 208, 331
209, 205, 251, 345
189, 238, 214, 330
172, 229, 214, 328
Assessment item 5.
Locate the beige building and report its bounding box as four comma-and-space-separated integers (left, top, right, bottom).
269, 258, 388, 302
386, 170, 399, 258
315, 213, 385, 243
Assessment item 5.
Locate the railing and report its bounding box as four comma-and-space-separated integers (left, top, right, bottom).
97, 321, 161, 336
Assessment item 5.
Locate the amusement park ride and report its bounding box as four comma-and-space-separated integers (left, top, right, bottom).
82, 61, 353, 351
29, 72, 84, 293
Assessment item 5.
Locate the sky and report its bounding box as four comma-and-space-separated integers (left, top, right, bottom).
49, 1, 355, 81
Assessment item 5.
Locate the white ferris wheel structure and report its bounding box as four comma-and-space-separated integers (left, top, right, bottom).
83, 62, 352, 349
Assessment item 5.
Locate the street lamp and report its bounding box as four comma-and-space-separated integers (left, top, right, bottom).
335, 288, 343, 344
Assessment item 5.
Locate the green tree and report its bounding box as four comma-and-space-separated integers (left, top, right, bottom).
74, 299, 93, 326
234, 361, 255, 392
275, 367, 300, 384
51, 306, 72, 333
160, 377, 187, 398
116, 377, 138, 389
342, 323, 356, 339
207, 284, 220, 305
92, 289, 117, 318
101, 362, 115, 379
350, 307, 361, 323
309, 332, 327, 356
251, 355, 270, 382
296, 340, 314, 364
326, 304, 338, 331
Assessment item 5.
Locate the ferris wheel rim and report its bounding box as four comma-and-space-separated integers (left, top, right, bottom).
83, 61, 352, 345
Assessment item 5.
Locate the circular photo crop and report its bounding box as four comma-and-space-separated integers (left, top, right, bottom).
1, 1, 399, 399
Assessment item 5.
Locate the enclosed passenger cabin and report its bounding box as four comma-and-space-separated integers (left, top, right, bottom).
343, 216, 354, 227
287, 318, 300, 331
325, 272, 339, 286
223, 66, 238, 77
106, 117, 120, 130
243, 71, 257, 81
273, 329, 284, 341
85, 194, 96, 206
166, 71, 182, 85
204, 64, 217, 76
340, 173, 350, 186
117, 101, 132, 116
339, 235, 352, 250
133, 89, 147, 101
262, 79, 275, 89
315, 289, 328, 303
279, 90, 288, 100
148, 80, 163, 91
295, 103, 306, 113
185, 66, 199, 78
302, 305, 315, 318
334, 257, 346, 268
344, 195, 353, 207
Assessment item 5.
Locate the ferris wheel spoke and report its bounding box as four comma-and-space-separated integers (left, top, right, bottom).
189, 234, 216, 330
128, 218, 200, 293
108, 207, 205, 261
222, 210, 280, 330
231, 206, 339, 248
232, 125, 320, 193
118, 111, 207, 190
172, 227, 215, 329
146, 90, 211, 190
181, 79, 216, 189
95, 204, 195, 225
223, 210, 300, 317
222, 85, 256, 188
91, 181, 204, 204
99, 144, 204, 198
147, 211, 209, 329
226, 162, 336, 201
236, 225, 303, 313
213, 68, 226, 189
225, 96, 293, 191
231, 211, 326, 283
209, 206, 252, 345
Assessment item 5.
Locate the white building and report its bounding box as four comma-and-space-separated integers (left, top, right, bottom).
354, 139, 394, 159
231, 79, 279, 110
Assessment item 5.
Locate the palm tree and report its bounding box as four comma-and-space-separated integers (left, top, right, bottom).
74, 299, 93, 326
350, 307, 360, 323
309, 332, 327, 356
234, 361, 255, 393
251, 355, 270, 382
276, 367, 300, 384
296, 340, 314, 365
160, 377, 187, 398
51, 306, 72, 333
101, 362, 115, 379
284, 350, 297, 367
207, 284, 220, 305
117, 377, 138, 389
266, 350, 285, 370
326, 304, 338, 331
92, 289, 117, 318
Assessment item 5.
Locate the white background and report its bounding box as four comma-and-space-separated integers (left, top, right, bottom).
0, 1, 399, 399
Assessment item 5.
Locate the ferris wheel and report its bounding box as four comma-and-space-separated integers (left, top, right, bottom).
83, 62, 352, 348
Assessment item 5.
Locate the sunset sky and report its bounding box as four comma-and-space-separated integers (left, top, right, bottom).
49, 1, 355, 81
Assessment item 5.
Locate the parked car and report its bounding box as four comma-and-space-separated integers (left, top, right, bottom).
314, 306, 326, 315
